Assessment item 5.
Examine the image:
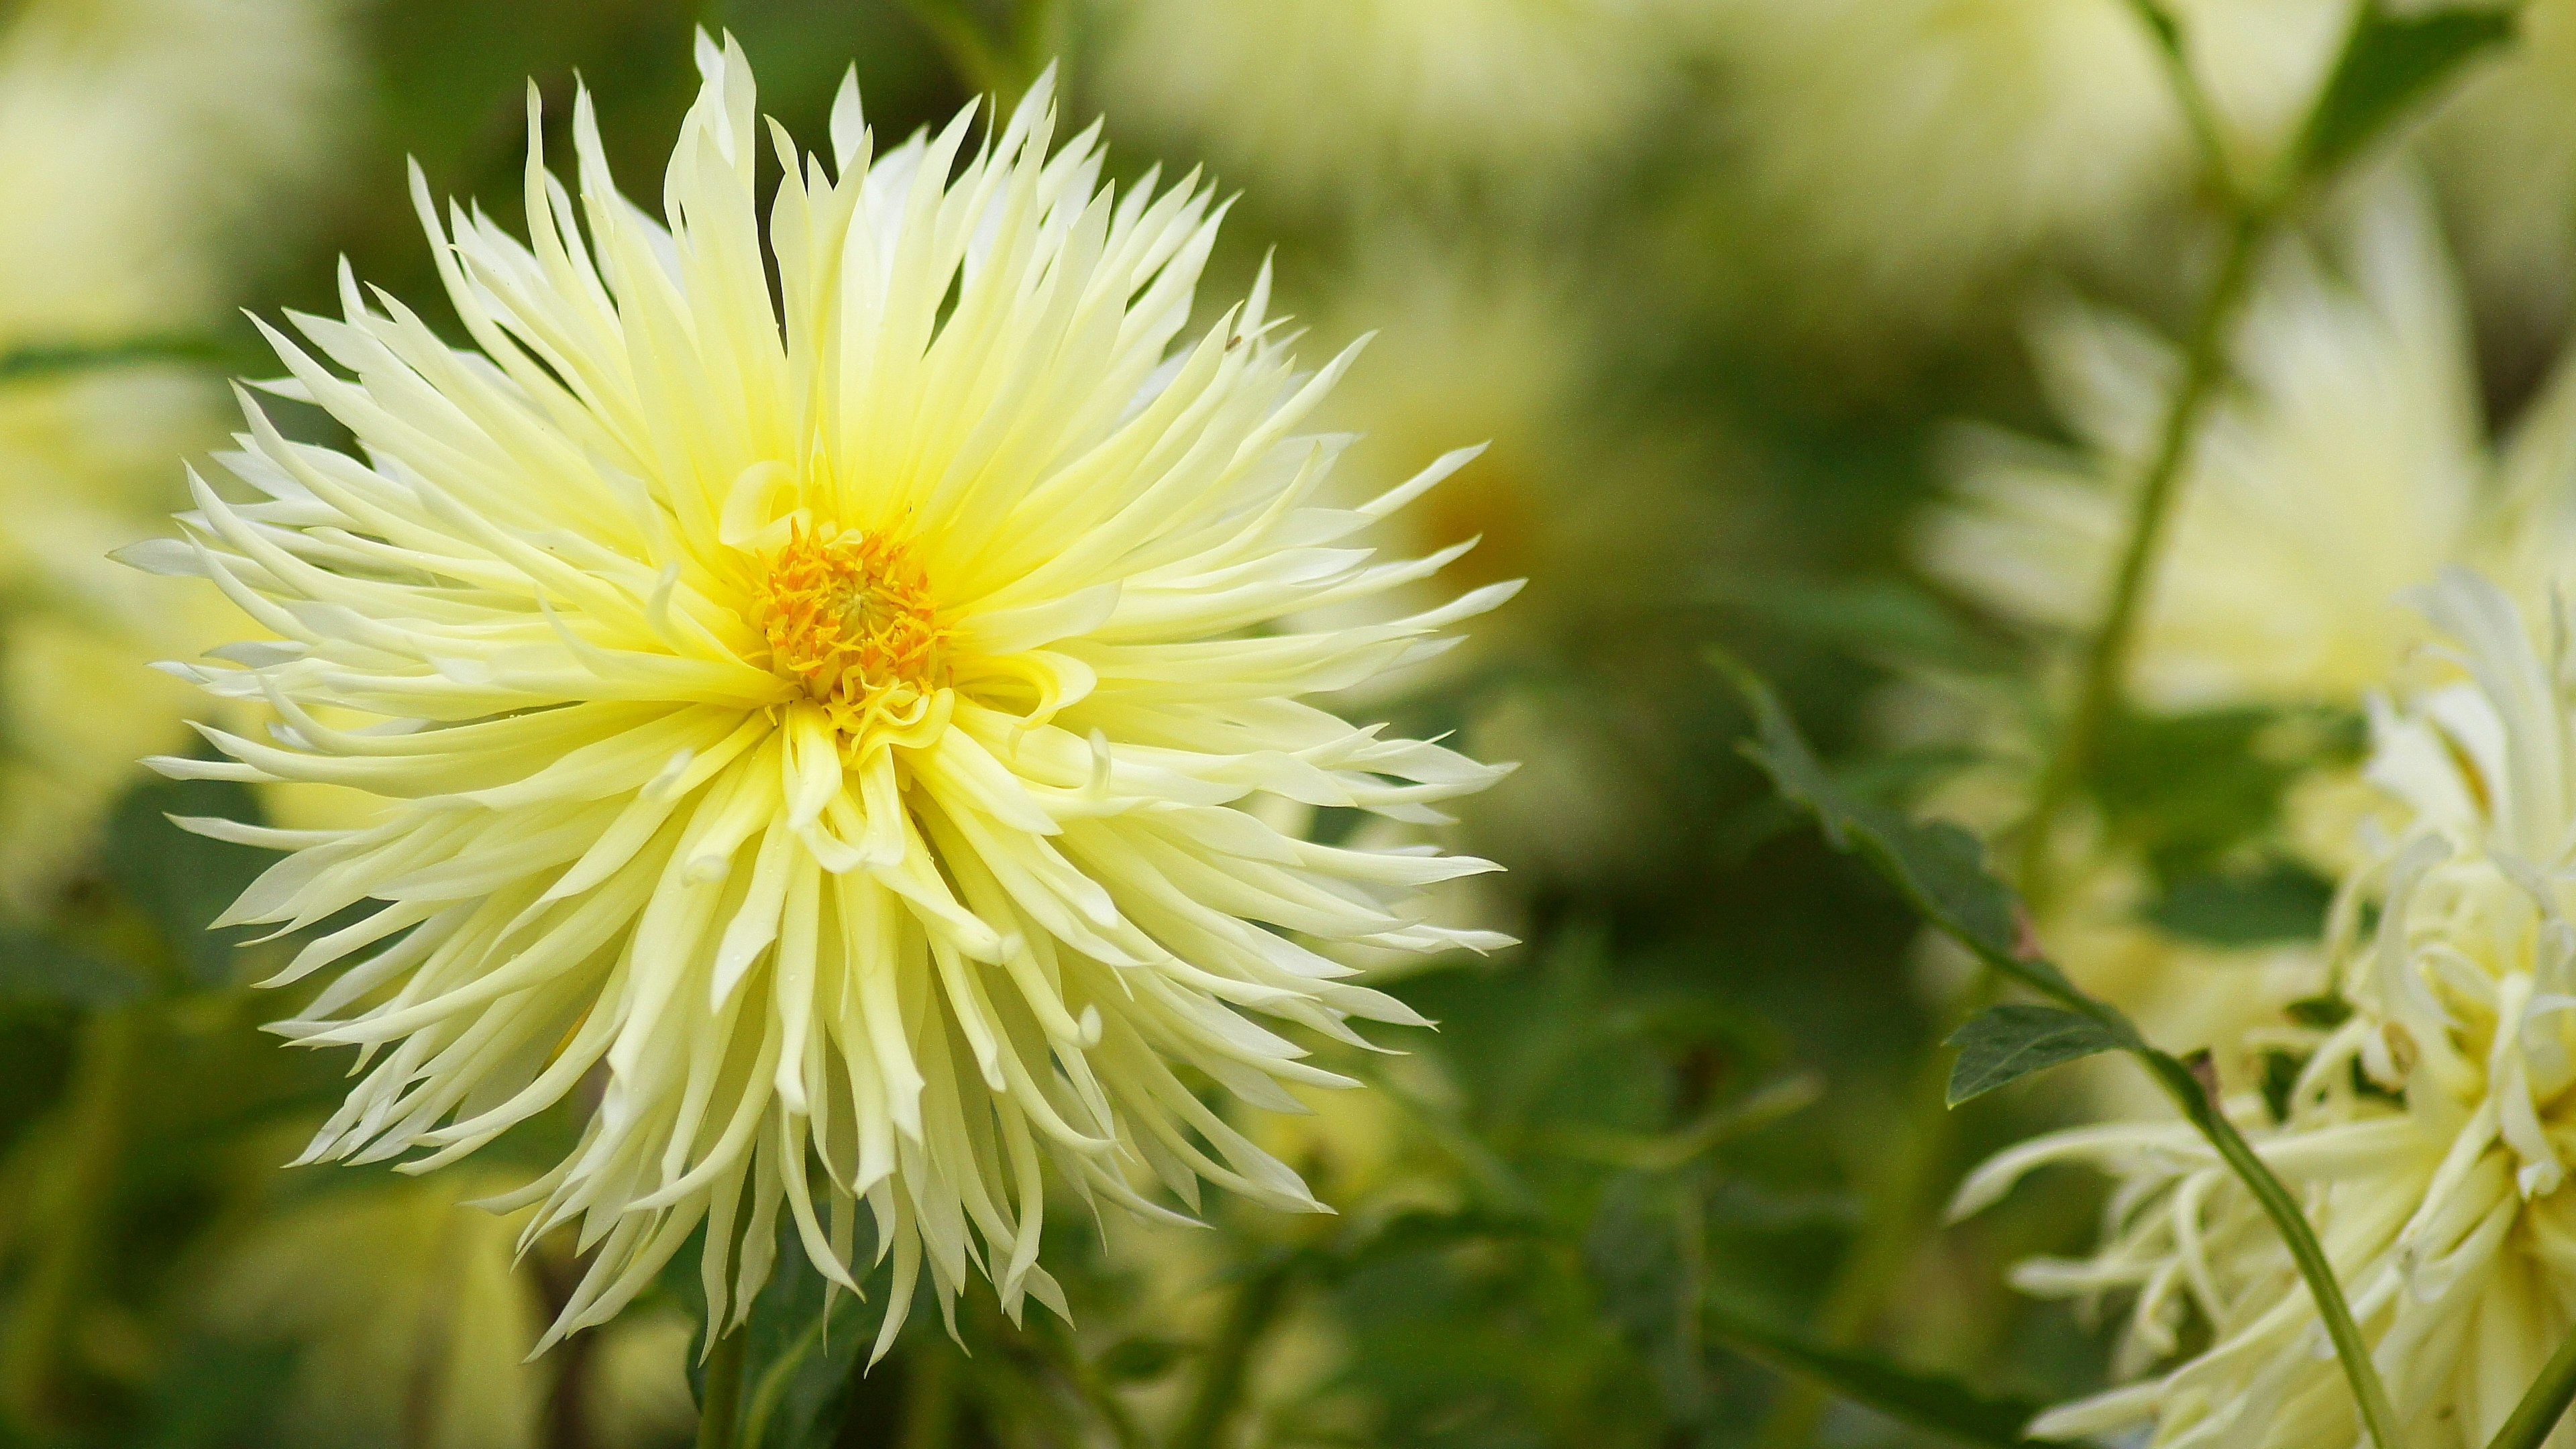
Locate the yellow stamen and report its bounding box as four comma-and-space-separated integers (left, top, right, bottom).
752, 522, 948, 735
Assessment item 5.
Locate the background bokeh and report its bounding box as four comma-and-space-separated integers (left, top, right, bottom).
0, 1, 2565, 1446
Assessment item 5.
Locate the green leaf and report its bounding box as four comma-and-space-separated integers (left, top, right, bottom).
2147, 861, 2334, 946
1717, 654, 2087, 1005
1945, 1004, 2132, 1105
105, 771, 278, 989
0, 925, 150, 1006
2092, 708, 2353, 877
2298, 3, 2516, 178
0, 334, 228, 385
1703, 1294, 2057, 1448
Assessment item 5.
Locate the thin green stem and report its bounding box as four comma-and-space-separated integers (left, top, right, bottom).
2133, 1051, 2402, 1449
2119, 0, 2249, 210
2485, 1324, 2576, 1449
2013, 206, 2267, 904
696, 1328, 748, 1449
1171, 1260, 1294, 1449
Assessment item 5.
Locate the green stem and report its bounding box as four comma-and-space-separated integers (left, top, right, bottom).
2013, 205, 2267, 904
1, 1008, 137, 1432
1172, 1260, 1293, 1449
2132, 1051, 2402, 1449
2485, 1324, 2576, 1449
696, 1328, 748, 1449
2120, 0, 2249, 210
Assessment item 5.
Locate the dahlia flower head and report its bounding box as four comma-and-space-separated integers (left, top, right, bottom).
134, 38, 1515, 1352
1956, 568, 2576, 1448
1923, 174, 2567, 716
1709, 0, 2345, 329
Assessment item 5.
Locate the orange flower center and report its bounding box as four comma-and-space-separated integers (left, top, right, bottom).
752, 523, 947, 731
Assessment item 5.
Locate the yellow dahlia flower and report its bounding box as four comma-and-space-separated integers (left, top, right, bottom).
1959, 568, 2576, 1448
0, 0, 350, 901
1709, 0, 2343, 329
138, 39, 1513, 1350
1087, 0, 1706, 210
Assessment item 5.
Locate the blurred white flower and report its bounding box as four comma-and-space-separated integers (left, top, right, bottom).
1709, 0, 2345, 329
1959, 570, 2576, 1449
1088, 0, 1707, 210
0, 0, 352, 902
1904, 176, 2576, 1104
1923, 176, 2568, 715
2426, 0, 2576, 339
145, 40, 1511, 1352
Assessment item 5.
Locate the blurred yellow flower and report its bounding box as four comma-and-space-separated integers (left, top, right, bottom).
1960, 570, 2576, 1449
1709, 0, 2343, 331
143, 40, 1511, 1352
0, 0, 350, 903
1089, 0, 1707, 209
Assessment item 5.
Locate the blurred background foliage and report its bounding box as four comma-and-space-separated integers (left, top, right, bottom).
0, 0, 2565, 1446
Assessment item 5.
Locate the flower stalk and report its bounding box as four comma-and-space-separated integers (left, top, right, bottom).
695, 1328, 747, 1449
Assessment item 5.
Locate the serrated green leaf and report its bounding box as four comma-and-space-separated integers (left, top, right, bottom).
1946, 1004, 2131, 1105
2147, 861, 2334, 946
1703, 1294, 2057, 1447
1717, 654, 2083, 1004
2299, 3, 2516, 178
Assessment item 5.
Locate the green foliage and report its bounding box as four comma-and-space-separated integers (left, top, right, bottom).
1945, 1006, 2131, 1107
2146, 861, 2337, 947
1722, 654, 2081, 1002
2297, 2, 2519, 179
2090, 707, 2359, 878
1701, 1295, 2057, 1448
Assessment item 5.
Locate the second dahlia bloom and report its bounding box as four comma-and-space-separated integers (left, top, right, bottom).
136, 39, 1512, 1350
1957, 570, 2576, 1448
